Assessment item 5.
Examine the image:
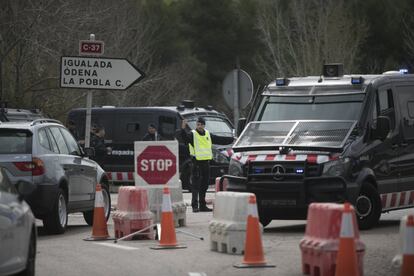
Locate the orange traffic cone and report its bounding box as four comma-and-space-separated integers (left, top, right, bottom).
335, 202, 359, 276
234, 195, 275, 268
150, 187, 186, 249
84, 184, 113, 241
401, 214, 414, 276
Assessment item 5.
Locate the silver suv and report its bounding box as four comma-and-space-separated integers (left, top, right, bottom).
0, 119, 111, 234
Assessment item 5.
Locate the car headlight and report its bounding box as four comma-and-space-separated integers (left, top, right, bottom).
228, 158, 243, 176
213, 148, 230, 164
322, 157, 350, 177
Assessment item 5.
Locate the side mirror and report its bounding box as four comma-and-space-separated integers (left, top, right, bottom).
15, 180, 36, 201
83, 147, 95, 158
237, 118, 247, 137
371, 116, 391, 140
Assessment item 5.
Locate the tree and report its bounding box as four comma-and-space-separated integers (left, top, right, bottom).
255, 0, 368, 81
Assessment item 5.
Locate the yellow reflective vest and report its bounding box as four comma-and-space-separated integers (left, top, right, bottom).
189, 129, 212, 161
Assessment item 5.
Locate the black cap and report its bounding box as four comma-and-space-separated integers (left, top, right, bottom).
197, 117, 206, 125
148, 123, 156, 129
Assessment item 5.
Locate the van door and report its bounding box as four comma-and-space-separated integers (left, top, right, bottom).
370, 86, 402, 200
107, 113, 153, 177
392, 83, 414, 208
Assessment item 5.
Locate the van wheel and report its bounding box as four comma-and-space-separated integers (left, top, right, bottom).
83, 184, 111, 226
43, 188, 68, 234
355, 182, 381, 230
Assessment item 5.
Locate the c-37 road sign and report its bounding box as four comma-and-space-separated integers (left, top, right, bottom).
60, 56, 145, 90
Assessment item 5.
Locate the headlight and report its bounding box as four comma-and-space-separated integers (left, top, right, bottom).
228, 158, 243, 176
322, 158, 350, 177
213, 149, 230, 164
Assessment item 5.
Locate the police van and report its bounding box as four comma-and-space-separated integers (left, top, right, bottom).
67, 101, 234, 190
225, 64, 414, 229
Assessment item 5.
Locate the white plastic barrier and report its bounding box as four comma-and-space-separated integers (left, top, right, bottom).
392, 215, 414, 268
146, 185, 186, 227
209, 191, 261, 255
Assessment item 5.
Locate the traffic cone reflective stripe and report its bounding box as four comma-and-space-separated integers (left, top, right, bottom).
335, 202, 359, 276
234, 195, 275, 268
340, 212, 354, 238
162, 189, 173, 212
84, 184, 113, 241
401, 215, 414, 276
94, 185, 104, 208
151, 187, 186, 249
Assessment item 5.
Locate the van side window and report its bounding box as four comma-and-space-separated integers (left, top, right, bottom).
376, 88, 395, 130
159, 116, 176, 139
395, 85, 414, 140
127, 123, 140, 133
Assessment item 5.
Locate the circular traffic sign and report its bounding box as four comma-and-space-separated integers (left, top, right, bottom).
222, 69, 253, 109
136, 145, 177, 185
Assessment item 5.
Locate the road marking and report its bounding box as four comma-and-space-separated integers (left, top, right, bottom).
188, 273, 207, 276
95, 242, 139, 251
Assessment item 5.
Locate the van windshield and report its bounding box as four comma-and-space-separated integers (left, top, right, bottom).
187, 117, 233, 137
234, 120, 357, 150
255, 94, 365, 121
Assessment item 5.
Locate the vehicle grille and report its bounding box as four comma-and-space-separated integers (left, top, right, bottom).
247, 161, 322, 181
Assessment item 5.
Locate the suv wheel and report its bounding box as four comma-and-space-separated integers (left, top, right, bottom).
83, 184, 111, 226
355, 182, 381, 230
43, 188, 68, 234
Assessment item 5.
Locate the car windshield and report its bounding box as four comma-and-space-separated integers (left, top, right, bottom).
187, 117, 233, 137
0, 129, 32, 154
234, 120, 357, 150
254, 93, 365, 121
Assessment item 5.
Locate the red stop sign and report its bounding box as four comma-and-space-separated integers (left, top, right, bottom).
137, 145, 177, 185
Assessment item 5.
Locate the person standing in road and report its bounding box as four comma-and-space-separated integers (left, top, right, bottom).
90, 125, 108, 163
142, 123, 162, 141
180, 117, 233, 212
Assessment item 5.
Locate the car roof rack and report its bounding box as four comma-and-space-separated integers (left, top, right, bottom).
30, 118, 62, 126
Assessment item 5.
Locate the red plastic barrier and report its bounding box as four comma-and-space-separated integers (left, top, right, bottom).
112, 187, 154, 240
215, 177, 228, 192
299, 203, 365, 276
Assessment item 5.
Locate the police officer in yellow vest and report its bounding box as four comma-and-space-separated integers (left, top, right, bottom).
180, 117, 234, 212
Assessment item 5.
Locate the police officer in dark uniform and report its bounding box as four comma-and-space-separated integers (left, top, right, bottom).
180, 117, 233, 212
142, 123, 162, 141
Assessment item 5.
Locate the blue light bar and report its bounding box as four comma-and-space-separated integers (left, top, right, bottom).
295, 168, 304, 174
254, 168, 264, 174
351, 77, 364, 85
276, 78, 289, 86
399, 69, 409, 74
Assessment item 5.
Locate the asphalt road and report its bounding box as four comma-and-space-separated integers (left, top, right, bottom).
35, 191, 407, 276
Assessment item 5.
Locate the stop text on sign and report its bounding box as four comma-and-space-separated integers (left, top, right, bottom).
140, 159, 173, 171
